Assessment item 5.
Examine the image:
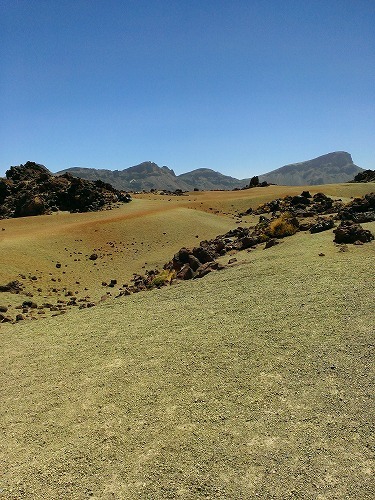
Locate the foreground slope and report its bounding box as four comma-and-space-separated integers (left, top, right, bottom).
1, 224, 374, 499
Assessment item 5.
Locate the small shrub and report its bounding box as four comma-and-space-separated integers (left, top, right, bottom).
149, 270, 175, 288
267, 213, 298, 238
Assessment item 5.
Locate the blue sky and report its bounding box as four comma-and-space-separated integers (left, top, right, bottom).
1, 0, 374, 178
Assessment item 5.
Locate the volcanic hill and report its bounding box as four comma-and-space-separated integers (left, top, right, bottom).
259, 151, 363, 186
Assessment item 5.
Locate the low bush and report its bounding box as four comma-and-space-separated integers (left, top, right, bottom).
149, 270, 175, 288
267, 213, 298, 238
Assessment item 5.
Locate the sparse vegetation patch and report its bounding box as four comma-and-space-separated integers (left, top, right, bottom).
267, 212, 299, 238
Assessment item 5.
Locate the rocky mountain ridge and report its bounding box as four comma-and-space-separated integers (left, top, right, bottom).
56, 162, 245, 191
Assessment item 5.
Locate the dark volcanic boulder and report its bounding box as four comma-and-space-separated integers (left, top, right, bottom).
0, 280, 23, 293
14, 194, 46, 217
0, 312, 12, 323
290, 195, 311, 206
312, 193, 334, 213
177, 264, 195, 280
188, 254, 202, 271
192, 246, 216, 264
339, 208, 375, 223
346, 193, 375, 213
172, 248, 190, 270
239, 235, 259, 249
338, 192, 375, 223
310, 218, 335, 234
194, 261, 225, 279
333, 221, 374, 244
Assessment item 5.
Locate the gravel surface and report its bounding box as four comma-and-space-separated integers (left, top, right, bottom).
1, 224, 374, 499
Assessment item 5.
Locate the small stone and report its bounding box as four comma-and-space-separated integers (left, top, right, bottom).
265, 239, 279, 249
22, 300, 37, 309
0, 313, 12, 322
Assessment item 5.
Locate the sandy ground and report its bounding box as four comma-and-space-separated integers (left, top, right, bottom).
0, 198, 236, 316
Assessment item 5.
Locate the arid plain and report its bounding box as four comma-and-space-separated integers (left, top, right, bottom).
1, 183, 374, 499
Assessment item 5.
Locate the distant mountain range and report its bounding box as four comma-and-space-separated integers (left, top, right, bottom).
56, 163, 247, 191
55, 151, 364, 191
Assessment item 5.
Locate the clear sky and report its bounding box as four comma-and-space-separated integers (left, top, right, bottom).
1, 0, 374, 178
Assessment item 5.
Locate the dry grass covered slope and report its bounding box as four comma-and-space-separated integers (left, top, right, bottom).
1, 220, 374, 499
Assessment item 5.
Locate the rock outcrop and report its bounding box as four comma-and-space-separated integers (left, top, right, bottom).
350, 169, 375, 183
338, 193, 375, 223
334, 221, 374, 244
0, 161, 132, 219
113, 190, 374, 299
